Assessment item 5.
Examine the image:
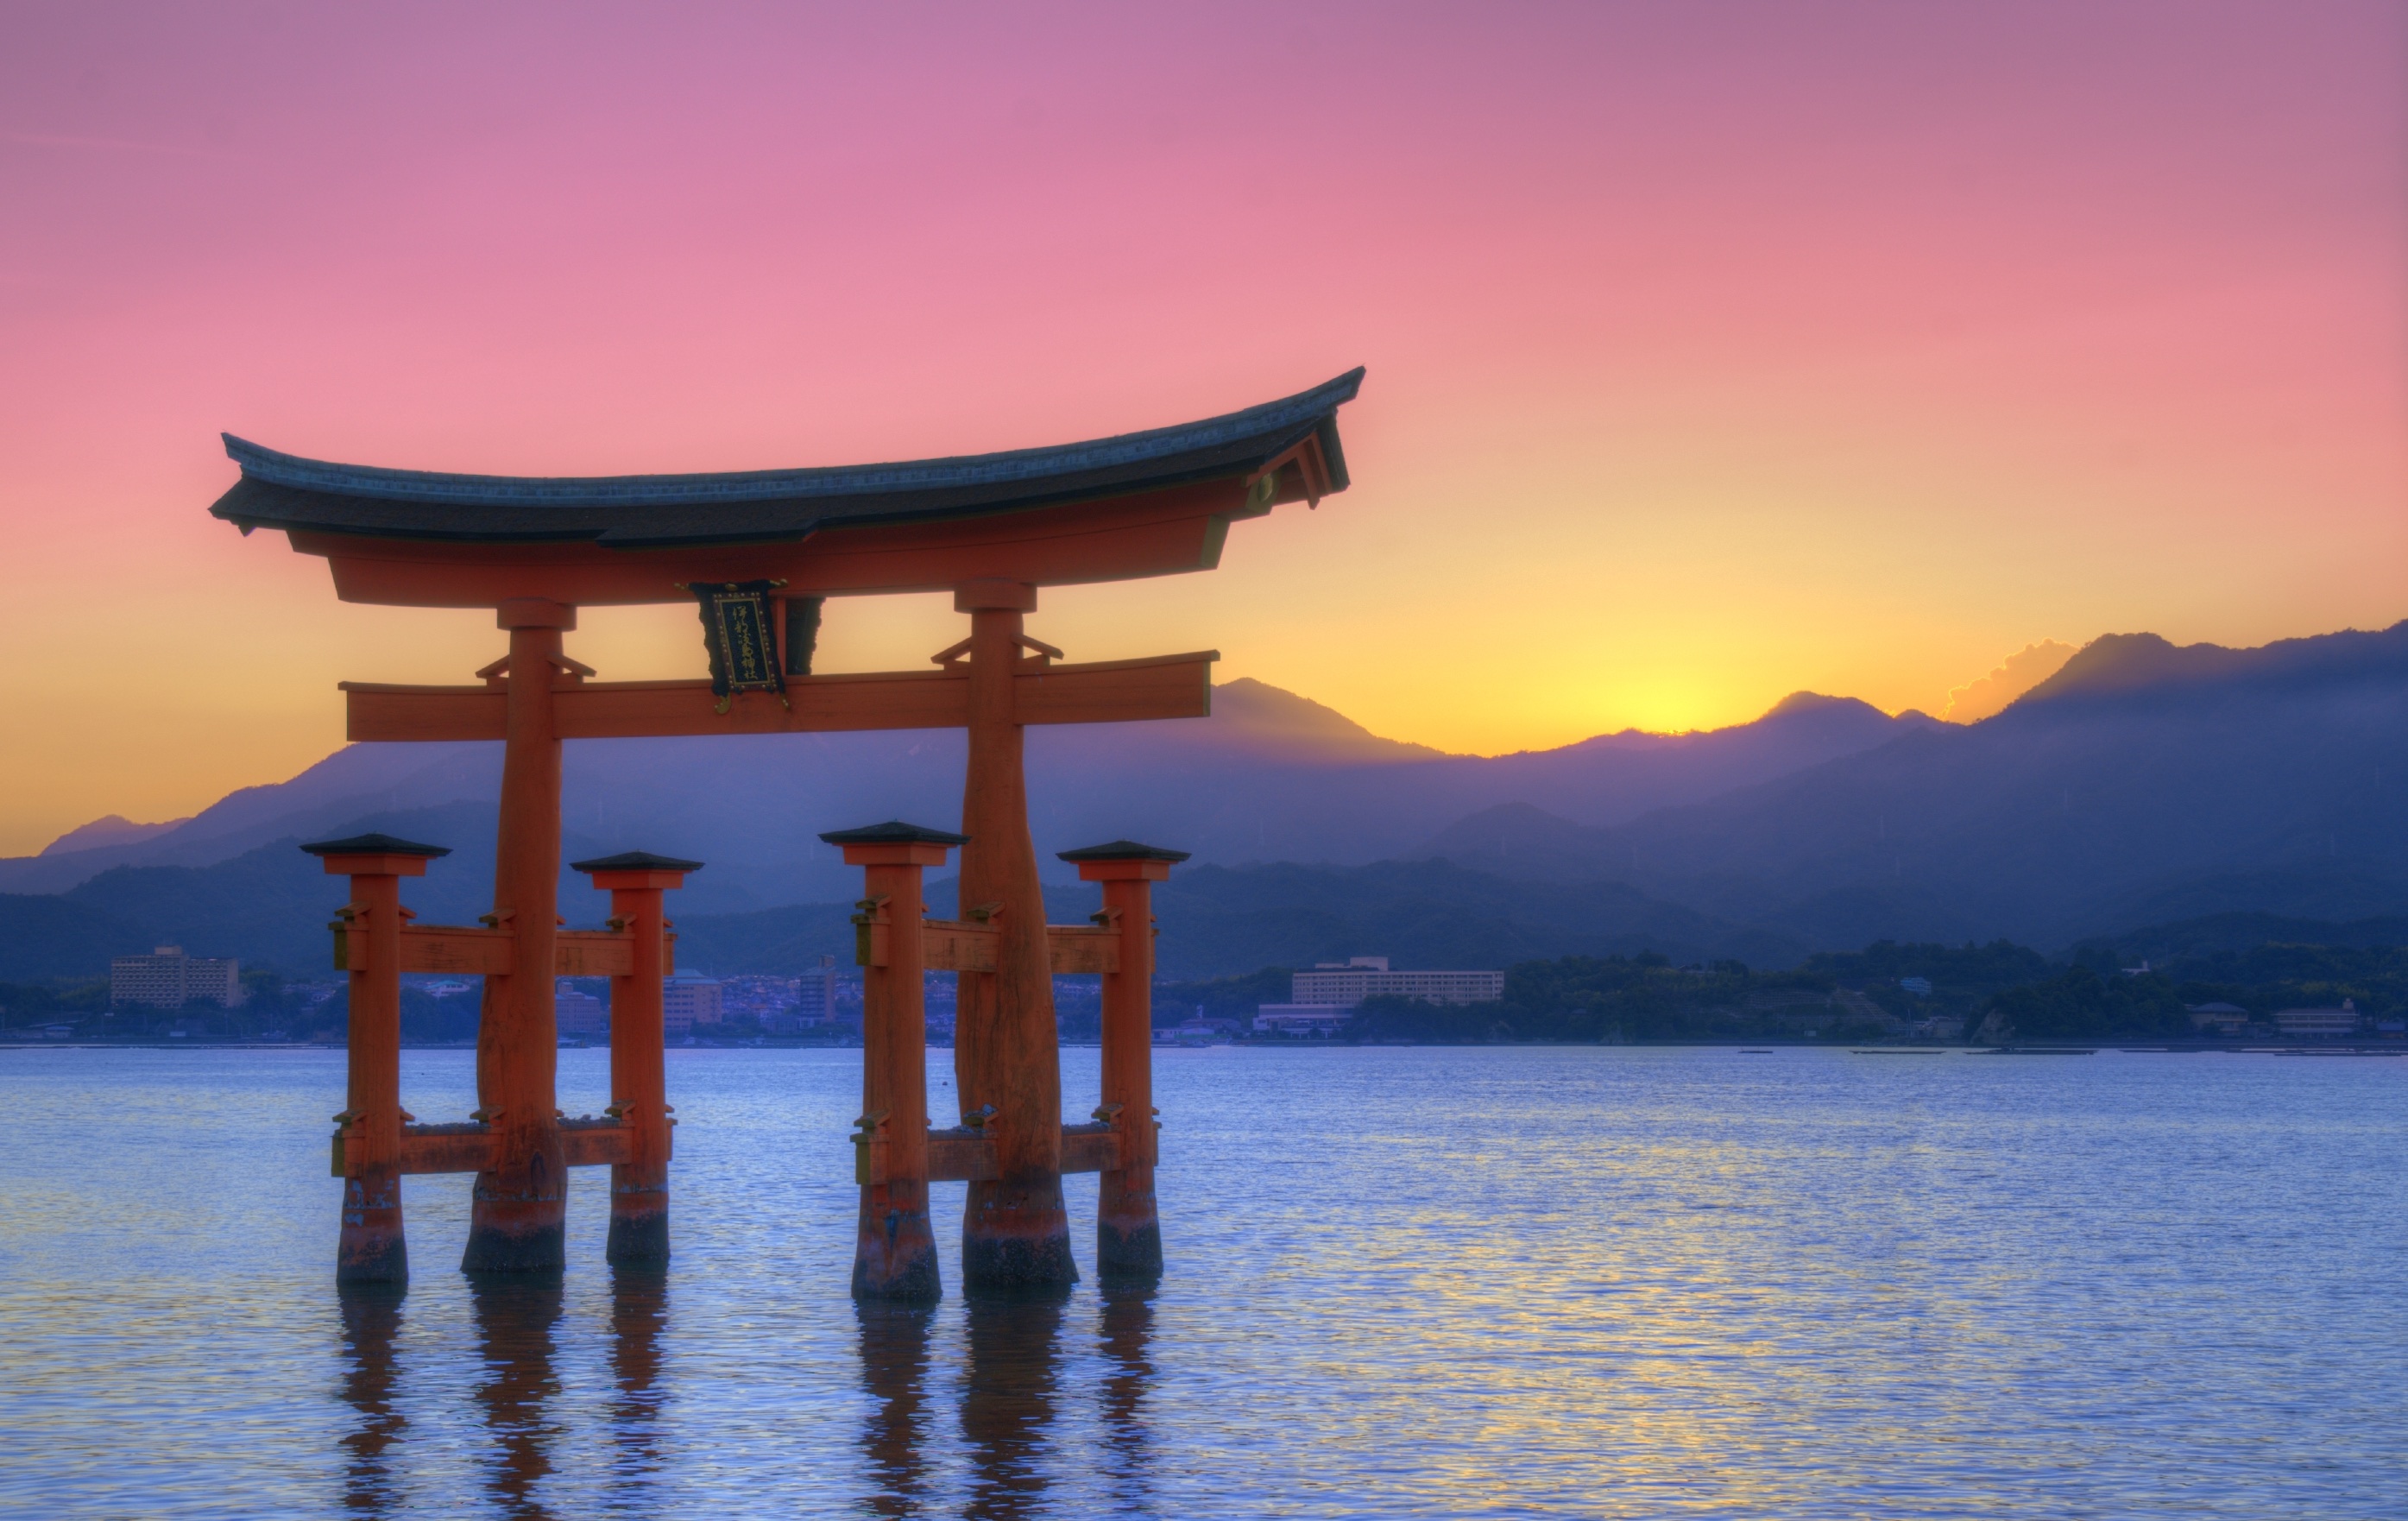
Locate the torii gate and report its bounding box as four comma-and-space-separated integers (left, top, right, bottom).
211, 369, 1363, 1295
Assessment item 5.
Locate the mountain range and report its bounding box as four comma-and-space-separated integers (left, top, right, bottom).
0, 677, 1938, 910
3, 621, 2402, 981
1426, 623, 2408, 946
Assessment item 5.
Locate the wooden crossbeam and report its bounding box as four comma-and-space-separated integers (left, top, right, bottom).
332, 1118, 653, 1177
330, 924, 677, 977
342, 651, 1216, 742
1044, 925, 1119, 975
854, 1122, 1125, 1186
856, 919, 1120, 975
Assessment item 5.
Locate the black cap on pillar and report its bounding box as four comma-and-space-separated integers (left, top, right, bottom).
300, 833, 452, 858
1055, 840, 1190, 863
570, 850, 705, 874
820, 821, 971, 847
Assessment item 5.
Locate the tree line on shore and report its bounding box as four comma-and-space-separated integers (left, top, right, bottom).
9, 934, 2402, 1046
1157, 937, 2408, 1045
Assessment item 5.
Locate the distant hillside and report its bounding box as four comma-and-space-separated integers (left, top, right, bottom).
6, 622, 2400, 976
2, 800, 630, 981
1145, 860, 1808, 976
38, 814, 188, 856
0, 893, 153, 982
1414, 622, 2408, 949
0, 677, 1932, 912
665, 860, 1806, 980
2073, 911, 2408, 962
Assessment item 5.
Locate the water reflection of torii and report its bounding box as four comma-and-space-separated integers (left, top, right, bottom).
337, 1278, 1157, 1513
335, 1271, 671, 1519
855, 1287, 1159, 1520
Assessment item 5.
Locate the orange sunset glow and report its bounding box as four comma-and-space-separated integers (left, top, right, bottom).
1, 3, 2402, 855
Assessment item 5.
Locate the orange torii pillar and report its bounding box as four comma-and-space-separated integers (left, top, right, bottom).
1058, 840, 1188, 1278
823, 821, 963, 1300
304, 831, 453, 1284
466, 595, 575, 1273
573, 850, 700, 1266
950, 579, 1075, 1291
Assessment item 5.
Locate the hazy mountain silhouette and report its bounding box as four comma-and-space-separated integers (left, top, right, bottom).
37, 814, 189, 857
1416, 622, 2408, 948
0, 677, 1932, 912
666, 859, 1809, 980
9, 622, 2402, 979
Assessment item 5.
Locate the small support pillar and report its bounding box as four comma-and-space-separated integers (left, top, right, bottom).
823, 821, 965, 1300
572, 850, 702, 1266
303, 831, 453, 1284
1060, 840, 1188, 1279
949, 579, 1077, 1291
467, 596, 576, 1273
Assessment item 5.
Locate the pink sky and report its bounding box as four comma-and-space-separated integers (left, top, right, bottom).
1, 2, 2402, 854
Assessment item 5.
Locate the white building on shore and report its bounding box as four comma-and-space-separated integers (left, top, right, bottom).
2274, 1000, 2361, 1038
1286, 957, 1505, 1007
1257, 956, 1504, 1036
555, 981, 607, 1038
663, 969, 722, 1038
110, 947, 243, 1009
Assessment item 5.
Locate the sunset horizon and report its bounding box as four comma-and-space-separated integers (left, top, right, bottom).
7, 8, 2406, 1518
3, 2, 2403, 855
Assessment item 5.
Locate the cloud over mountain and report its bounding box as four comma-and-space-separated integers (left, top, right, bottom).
1943, 640, 2076, 723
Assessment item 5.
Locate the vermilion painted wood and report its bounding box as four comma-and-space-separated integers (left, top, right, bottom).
332, 924, 673, 978
318, 850, 432, 1284
337, 652, 1216, 742
866, 1125, 1124, 1185
357, 1120, 646, 1177
1058, 1123, 1124, 1177
840, 841, 943, 1300
1044, 925, 1120, 975
858, 920, 1120, 975
588, 863, 685, 1265
1079, 856, 1173, 1278
286, 477, 1270, 608
463, 611, 570, 1273
953, 596, 1076, 1291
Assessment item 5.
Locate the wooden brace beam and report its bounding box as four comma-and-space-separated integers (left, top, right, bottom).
854, 920, 1120, 975
332, 1117, 660, 1177
331, 924, 677, 977
342, 651, 1216, 742
853, 1121, 1126, 1186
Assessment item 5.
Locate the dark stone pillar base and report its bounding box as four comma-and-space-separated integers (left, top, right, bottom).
962, 1177, 1077, 1291
1097, 1163, 1161, 1280
463, 1167, 567, 1274
336, 1165, 408, 1284
606, 1206, 669, 1267
1096, 1217, 1163, 1281
606, 1165, 669, 1266
853, 1199, 942, 1302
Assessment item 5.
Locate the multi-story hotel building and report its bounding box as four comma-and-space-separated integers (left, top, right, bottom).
110, 947, 243, 1009
1256, 956, 1505, 1036
1287, 956, 1505, 1007
555, 982, 608, 1038
662, 969, 722, 1038
2274, 1000, 2362, 1038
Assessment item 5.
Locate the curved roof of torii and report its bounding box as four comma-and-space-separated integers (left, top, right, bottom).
210, 369, 1362, 551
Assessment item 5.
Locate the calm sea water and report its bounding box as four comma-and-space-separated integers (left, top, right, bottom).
1, 1044, 2401, 1518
